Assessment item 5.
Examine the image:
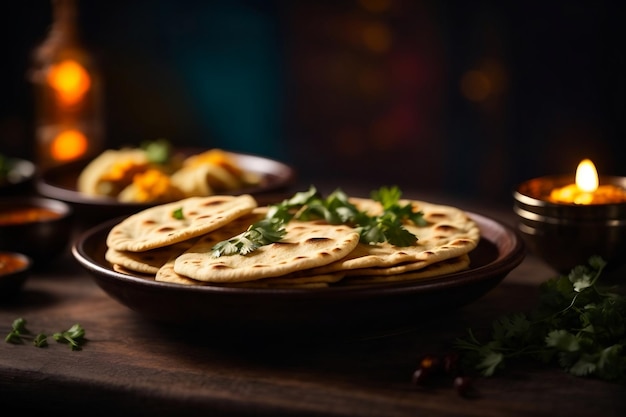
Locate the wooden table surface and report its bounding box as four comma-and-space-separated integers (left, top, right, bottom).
1, 187, 625, 416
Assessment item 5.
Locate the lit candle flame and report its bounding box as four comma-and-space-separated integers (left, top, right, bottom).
549, 158, 626, 204
575, 159, 598, 193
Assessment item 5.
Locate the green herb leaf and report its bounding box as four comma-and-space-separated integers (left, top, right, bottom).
53, 323, 86, 351
455, 256, 626, 384
5, 317, 30, 344
5, 318, 85, 351
210, 185, 426, 257
172, 207, 184, 220
33, 333, 48, 347
211, 217, 287, 257
141, 138, 171, 164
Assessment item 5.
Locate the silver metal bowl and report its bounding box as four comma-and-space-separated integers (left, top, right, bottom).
513, 175, 626, 273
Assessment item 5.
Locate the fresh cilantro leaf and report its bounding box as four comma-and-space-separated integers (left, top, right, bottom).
455, 256, 626, 384
5, 318, 85, 350
545, 329, 580, 352
211, 217, 287, 257
358, 212, 418, 246
172, 207, 184, 220
5, 317, 30, 344
477, 351, 505, 377
33, 333, 48, 347
210, 185, 425, 257
371, 186, 428, 227
53, 323, 86, 351
141, 138, 171, 164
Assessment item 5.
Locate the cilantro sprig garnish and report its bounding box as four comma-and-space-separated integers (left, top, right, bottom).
5, 318, 86, 350
455, 256, 626, 384
210, 185, 427, 257
211, 217, 287, 257
53, 323, 87, 351
172, 207, 184, 220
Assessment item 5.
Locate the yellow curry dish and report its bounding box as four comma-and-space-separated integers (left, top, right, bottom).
77, 141, 262, 204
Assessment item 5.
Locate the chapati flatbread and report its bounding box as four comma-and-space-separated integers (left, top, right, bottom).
340, 254, 471, 285
113, 263, 155, 278
155, 256, 203, 285
173, 220, 361, 283
157, 254, 345, 288
104, 189, 482, 288
106, 194, 258, 252
154, 209, 268, 284
305, 198, 479, 275
105, 238, 197, 274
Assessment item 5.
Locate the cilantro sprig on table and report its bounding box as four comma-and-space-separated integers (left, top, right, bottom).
5, 318, 86, 351
210, 185, 427, 257
455, 256, 626, 384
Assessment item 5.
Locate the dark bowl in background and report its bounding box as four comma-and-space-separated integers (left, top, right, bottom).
0, 197, 74, 266
513, 175, 626, 273
36, 150, 297, 227
0, 251, 32, 299
0, 157, 36, 196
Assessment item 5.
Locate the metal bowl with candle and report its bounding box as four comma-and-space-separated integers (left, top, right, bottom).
513, 159, 626, 273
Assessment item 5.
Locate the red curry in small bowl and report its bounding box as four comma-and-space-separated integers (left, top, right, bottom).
0, 197, 73, 265
0, 251, 30, 274
0, 251, 32, 298
0, 205, 63, 226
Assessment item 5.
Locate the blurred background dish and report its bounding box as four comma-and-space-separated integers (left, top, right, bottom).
36, 150, 296, 224
0, 156, 36, 196
71, 211, 525, 338
0, 251, 32, 300
0, 196, 74, 267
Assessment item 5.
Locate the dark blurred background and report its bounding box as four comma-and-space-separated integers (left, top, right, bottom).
1, 0, 624, 204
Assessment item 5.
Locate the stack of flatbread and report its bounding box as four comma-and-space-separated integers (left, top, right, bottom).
104, 192, 481, 288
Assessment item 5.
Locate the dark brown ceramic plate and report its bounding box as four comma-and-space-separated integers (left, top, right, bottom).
72, 211, 526, 338
36, 150, 296, 222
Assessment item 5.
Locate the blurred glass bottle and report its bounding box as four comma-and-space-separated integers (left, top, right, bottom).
29, 0, 104, 169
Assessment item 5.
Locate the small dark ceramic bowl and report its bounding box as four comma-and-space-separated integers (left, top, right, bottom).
513, 175, 626, 273
0, 197, 74, 265
0, 251, 32, 299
